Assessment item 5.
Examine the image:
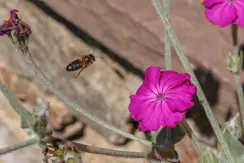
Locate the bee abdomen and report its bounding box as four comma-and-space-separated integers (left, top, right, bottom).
66, 59, 82, 71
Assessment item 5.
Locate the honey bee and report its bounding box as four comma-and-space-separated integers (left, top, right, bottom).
66, 50, 101, 78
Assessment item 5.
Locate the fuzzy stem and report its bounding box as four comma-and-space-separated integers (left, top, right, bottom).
0, 80, 34, 127
231, 24, 244, 128
231, 24, 239, 58
151, 0, 235, 162
231, 24, 238, 47
71, 141, 147, 158
164, 0, 171, 70
234, 74, 244, 128
20, 47, 152, 147
0, 137, 39, 155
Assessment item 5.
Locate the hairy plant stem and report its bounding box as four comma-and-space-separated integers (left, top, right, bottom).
164, 0, 171, 70
231, 24, 244, 128
20, 47, 152, 147
231, 24, 239, 57
234, 74, 244, 128
0, 137, 39, 155
151, 0, 235, 162
231, 24, 238, 47
71, 141, 147, 158
0, 80, 34, 127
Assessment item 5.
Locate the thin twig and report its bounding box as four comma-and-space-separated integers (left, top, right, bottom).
71, 141, 147, 158
0, 137, 39, 155
151, 1, 235, 162
20, 47, 152, 147
231, 24, 238, 47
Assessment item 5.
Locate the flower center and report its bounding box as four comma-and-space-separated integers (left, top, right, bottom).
156, 93, 165, 101
228, 0, 236, 2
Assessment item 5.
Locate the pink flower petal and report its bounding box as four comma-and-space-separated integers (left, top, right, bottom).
138, 101, 165, 131
143, 66, 161, 94
165, 84, 196, 111
129, 95, 156, 121
161, 73, 191, 94
138, 123, 148, 131
163, 111, 185, 128
158, 71, 178, 91
139, 102, 185, 129
234, 1, 244, 27
202, 0, 225, 8
136, 85, 156, 97
165, 96, 194, 112
204, 2, 237, 27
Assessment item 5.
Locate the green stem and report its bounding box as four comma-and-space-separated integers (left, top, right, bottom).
164, 0, 171, 70
231, 24, 238, 47
72, 141, 147, 158
232, 24, 239, 62
0, 137, 39, 155
231, 24, 244, 128
151, 0, 235, 162
0, 80, 34, 128
234, 74, 244, 128
20, 47, 152, 147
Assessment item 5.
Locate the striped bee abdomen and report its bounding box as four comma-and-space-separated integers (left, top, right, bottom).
66, 59, 83, 71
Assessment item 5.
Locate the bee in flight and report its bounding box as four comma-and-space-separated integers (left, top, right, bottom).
66, 50, 101, 78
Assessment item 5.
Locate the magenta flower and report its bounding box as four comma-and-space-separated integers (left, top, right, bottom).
0, 9, 31, 36
128, 66, 196, 131
202, 0, 244, 28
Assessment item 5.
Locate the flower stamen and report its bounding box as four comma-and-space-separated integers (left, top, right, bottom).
156, 93, 165, 101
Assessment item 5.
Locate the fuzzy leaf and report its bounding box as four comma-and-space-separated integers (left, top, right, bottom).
218, 113, 244, 163
199, 146, 218, 163
221, 113, 242, 139
223, 51, 243, 74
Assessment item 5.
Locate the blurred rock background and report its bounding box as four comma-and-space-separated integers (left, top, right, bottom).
0, 0, 243, 162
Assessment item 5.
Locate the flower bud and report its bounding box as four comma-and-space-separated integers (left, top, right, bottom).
223, 51, 243, 74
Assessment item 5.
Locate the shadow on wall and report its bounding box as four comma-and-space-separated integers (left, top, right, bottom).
240, 43, 244, 70
186, 67, 220, 138
28, 0, 144, 79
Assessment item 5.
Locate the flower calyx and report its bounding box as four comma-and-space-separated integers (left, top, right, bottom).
223, 51, 243, 74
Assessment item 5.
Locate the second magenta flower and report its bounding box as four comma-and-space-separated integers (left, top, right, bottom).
202, 0, 244, 28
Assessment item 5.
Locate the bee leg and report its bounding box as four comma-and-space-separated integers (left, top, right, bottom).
75, 68, 84, 78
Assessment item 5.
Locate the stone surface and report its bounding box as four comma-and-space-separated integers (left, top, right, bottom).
0, 0, 142, 145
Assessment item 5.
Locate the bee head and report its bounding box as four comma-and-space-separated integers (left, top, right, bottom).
89, 54, 96, 61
